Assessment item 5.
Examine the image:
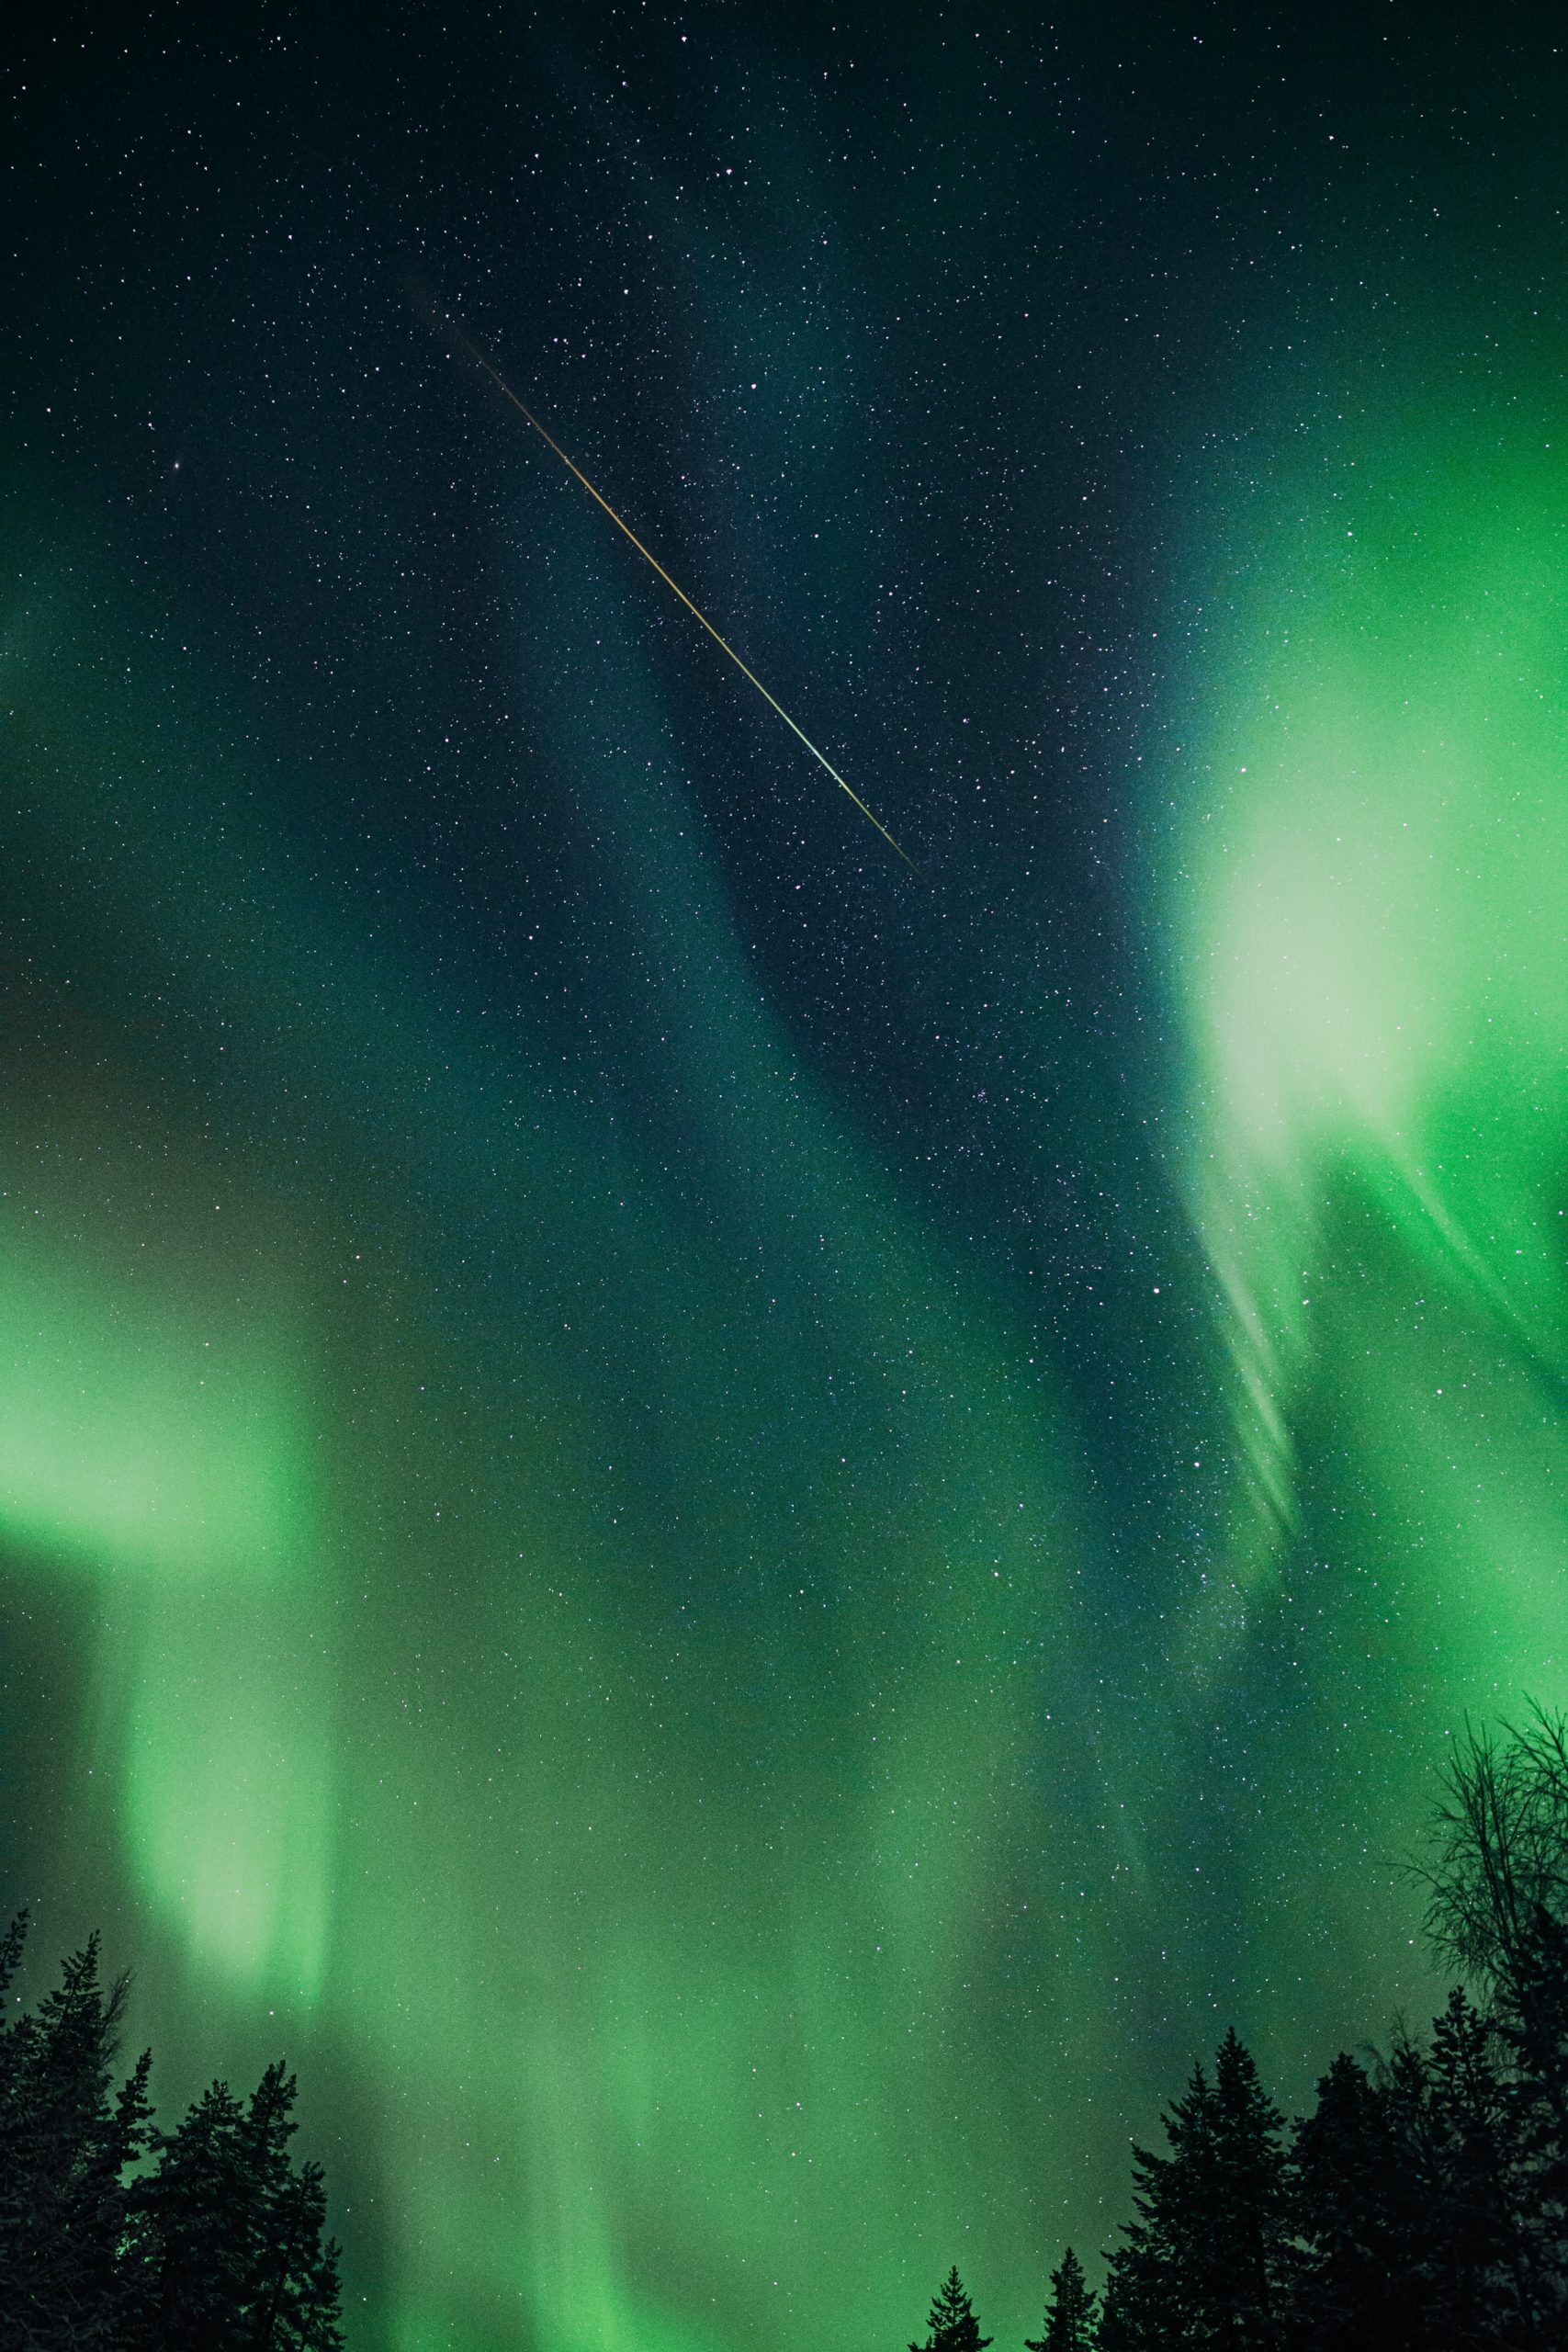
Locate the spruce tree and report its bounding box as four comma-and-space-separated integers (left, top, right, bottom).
1290, 2050, 1424, 2350
242, 2062, 344, 2352
141, 2063, 342, 2350
909, 2267, 992, 2352
140, 2076, 254, 2342
1095, 2241, 1157, 2352
1495, 1905, 1568, 2332
253, 2153, 344, 2352
1103, 2030, 1291, 2350
1424, 1987, 1532, 2347
0, 1915, 342, 2346
1024, 2246, 1095, 2351
0, 1917, 154, 2347
0, 1910, 35, 2318
1100, 2059, 1217, 2352
1209, 2030, 1292, 2344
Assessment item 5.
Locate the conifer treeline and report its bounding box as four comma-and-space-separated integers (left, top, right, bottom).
8, 1707, 1568, 2349
0, 1913, 341, 2349
910, 1707, 1568, 2351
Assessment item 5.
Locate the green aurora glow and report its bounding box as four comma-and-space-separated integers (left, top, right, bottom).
4, 17, 1567, 2352
6, 538, 1122, 2346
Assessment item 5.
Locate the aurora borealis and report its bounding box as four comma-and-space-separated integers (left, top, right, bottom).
4, 7, 1566, 2348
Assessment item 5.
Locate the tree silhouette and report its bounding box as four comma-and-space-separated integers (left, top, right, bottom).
1411, 1706, 1568, 2335
5, 1701, 1568, 2352
1023, 2245, 1095, 2351
0, 1915, 154, 2347
140, 2061, 342, 2350
1290, 2049, 1424, 2350
0, 1913, 341, 2349
1425, 1987, 1538, 2346
909, 2266, 991, 2352
1101, 2029, 1291, 2349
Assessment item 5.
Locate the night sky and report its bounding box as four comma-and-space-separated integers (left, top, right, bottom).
5, 6, 1567, 2348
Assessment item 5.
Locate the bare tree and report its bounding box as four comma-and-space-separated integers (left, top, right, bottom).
1413, 1701, 1568, 2326
1414, 1706, 1568, 1998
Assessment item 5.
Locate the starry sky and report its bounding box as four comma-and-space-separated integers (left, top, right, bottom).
4, 6, 1567, 2348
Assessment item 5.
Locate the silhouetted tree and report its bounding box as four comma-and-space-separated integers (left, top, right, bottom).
243, 2065, 343, 2352
141, 2061, 342, 2351
910, 2267, 991, 2352
1424, 1987, 1533, 2343
1416, 1711, 1568, 1998
0, 1914, 153, 2348
0, 1913, 340, 2350
1092, 1711, 1568, 2348
1024, 2245, 1095, 2351
1410, 1708, 1568, 2335
1095, 2244, 1157, 2352
1102, 2030, 1291, 2349
1289, 2049, 1424, 2350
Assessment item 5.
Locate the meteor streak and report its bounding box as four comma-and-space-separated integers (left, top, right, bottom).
453, 327, 921, 877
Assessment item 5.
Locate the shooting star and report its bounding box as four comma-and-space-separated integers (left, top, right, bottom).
452, 326, 921, 877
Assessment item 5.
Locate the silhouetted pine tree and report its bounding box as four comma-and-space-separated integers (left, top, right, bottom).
1099, 2064, 1210, 2350
0, 1913, 341, 2349
1101, 2030, 1291, 2349
1289, 2050, 1425, 2351
252, 2152, 342, 2352
0, 1909, 38, 2314
242, 2064, 343, 2352
1095, 2243, 1158, 2352
0, 1913, 154, 2348
910, 2267, 992, 2352
140, 2078, 254, 2342
140, 2061, 342, 2350
1023, 2245, 1095, 2350
1424, 1987, 1534, 2346
1494, 1905, 1568, 2334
